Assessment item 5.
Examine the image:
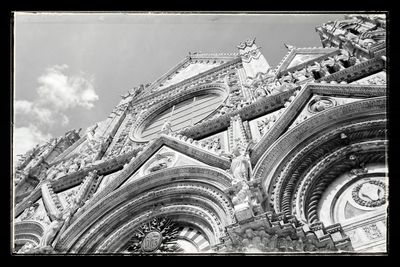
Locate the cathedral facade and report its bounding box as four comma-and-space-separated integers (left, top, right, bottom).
13, 14, 387, 254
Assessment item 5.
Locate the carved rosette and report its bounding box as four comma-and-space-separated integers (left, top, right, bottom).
124, 217, 183, 253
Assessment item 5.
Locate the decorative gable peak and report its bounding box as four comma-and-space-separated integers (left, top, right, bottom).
237, 37, 257, 50
237, 37, 271, 80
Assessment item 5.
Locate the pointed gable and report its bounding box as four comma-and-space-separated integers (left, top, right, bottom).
146, 52, 240, 92
274, 46, 339, 75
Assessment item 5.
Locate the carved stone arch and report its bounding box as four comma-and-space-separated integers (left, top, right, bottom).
56, 166, 235, 253
14, 220, 46, 251
96, 203, 225, 253
252, 97, 386, 215
130, 83, 230, 143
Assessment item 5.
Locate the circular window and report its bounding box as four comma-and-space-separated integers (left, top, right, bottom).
138, 93, 225, 141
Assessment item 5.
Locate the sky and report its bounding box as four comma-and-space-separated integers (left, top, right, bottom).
13, 12, 347, 158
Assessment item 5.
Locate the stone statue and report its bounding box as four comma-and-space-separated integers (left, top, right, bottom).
254, 86, 267, 99
161, 119, 172, 133
39, 212, 65, 248
54, 163, 67, 180
219, 103, 234, 115
147, 154, 175, 173
232, 181, 252, 205
68, 158, 80, 173
229, 144, 253, 207
230, 146, 251, 182
17, 242, 36, 253
46, 165, 58, 180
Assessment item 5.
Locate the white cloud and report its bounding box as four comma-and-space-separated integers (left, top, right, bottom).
15, 100, 57, 126
13, 124, 53, 163
15, 99, 33, 113
36, 65, 99, 111
14, 64, 99, 157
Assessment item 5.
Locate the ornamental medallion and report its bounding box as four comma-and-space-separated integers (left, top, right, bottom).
308, 96, 337, 113
125, 217, 183, 253
141, 231, 163, 252
352, 180, 386, 208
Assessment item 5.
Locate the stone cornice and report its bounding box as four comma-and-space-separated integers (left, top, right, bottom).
179, 88, 297, 139
317, 56, 385, 83
309, 83, 386, 97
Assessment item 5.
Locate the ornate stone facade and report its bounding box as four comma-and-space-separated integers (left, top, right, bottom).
13, 14, 387, 254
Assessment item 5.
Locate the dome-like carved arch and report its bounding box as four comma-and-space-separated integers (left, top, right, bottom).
14, 220, 46, 250
56, 165, 235, 253
252, 97, 387, 221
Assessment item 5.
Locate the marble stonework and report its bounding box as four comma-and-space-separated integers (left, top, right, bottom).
13, 14, 387, 254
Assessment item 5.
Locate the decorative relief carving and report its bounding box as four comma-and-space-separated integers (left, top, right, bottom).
201, 137, 222, 150
257, 115, 276, 136
19, 201, 39, 221
353, 75, 386, 86
125, 217, 182, 253
362, 224, 383, 240
144, 152, 177, 175
308, 96, 337, 113
352, 180, 386, 208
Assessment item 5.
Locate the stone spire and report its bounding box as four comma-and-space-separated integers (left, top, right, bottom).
237, 37, 271, 79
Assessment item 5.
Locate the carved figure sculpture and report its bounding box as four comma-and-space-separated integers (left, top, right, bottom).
46, 165, 59, 180
230, 146, 251, 182
17, 242, 36, 253
68, 158, 80, 173
161, 119, 173, 133
54, 163, 67, 180
39, 212, 65, 248
232, 181, 252, 205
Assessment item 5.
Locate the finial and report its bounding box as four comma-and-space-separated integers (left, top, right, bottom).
237, 37, 257, 49
284, 43, 295, 50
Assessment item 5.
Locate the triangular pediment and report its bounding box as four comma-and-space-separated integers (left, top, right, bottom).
121, 145, 209, 187
286, 94, 366, 131
145, 52, 240, 93
275, 47, 339, 75
79, 133, 232, 208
